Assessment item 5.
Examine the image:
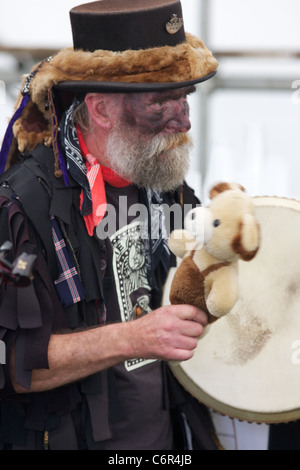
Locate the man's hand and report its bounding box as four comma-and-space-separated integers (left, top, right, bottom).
12, 304, 207, 394
125, 305, 208, 362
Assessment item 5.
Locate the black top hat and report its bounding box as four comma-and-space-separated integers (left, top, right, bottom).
70, 0, 186, 52
19, 0, 218, 99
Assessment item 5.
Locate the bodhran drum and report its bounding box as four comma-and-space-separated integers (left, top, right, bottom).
166, 196, 300, 424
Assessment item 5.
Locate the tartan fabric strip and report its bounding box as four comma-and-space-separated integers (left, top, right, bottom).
51, 216, 85, 307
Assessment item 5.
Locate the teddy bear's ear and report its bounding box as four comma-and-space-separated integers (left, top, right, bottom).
232, 213, 260, 261
210, 182, 245, 199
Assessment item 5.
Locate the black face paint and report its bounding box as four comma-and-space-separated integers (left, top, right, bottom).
123, 86, 196, 136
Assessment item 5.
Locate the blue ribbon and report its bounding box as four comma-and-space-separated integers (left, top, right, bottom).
0, 93, 30, 174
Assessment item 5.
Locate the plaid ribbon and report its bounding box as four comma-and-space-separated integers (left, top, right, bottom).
51, 216, 85, 307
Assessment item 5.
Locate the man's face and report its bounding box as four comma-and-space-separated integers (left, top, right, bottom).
105, 86, 195, 191
122, 86, 195, 137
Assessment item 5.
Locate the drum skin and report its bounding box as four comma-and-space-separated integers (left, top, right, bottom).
167, 196, 300, 424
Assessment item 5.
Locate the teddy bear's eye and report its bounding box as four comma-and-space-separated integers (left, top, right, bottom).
213, 219, 220, 227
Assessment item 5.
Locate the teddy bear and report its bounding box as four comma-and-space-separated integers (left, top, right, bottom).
168, 182, 260, 324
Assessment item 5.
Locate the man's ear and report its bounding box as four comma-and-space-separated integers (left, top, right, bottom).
84, 93, 113, 130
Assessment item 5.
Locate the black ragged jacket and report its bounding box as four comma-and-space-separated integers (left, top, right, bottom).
0, 145, 219, 450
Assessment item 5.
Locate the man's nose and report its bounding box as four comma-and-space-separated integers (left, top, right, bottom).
165, 99, 191, 133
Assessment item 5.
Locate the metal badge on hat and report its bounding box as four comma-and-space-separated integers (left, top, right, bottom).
166, 14, 184, 34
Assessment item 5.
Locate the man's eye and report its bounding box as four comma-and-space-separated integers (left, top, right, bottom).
148, 102, 165, 111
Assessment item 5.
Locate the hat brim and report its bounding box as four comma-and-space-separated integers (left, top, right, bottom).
54, 71, 217, 94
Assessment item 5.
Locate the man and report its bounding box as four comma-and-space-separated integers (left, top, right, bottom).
0, 0, 219, 450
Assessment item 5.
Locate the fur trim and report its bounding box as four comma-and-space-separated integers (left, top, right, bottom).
30, 33, 218, 114
11, 33, 218, 156
13, 100, 52, 153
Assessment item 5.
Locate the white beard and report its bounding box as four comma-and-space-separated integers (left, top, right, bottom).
105, 126, 193, 192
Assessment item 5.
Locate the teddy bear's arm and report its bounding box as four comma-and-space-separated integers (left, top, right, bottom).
168, 229, 198, 259
205, 265, 239, 318
169, 254, 207, 312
